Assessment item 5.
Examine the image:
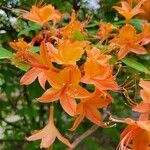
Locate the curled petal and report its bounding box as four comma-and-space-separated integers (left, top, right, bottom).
60, 95, 77, 116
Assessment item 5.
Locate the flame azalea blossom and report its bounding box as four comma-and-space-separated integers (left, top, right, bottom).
81, 58, 119, 92
113, 0, 147, 22
47, 39, 87, 65
86, 47, 112, 66
110, 24, 147, 59
20, 41, 56, 89
62, 10, 85, 39
138, 0, 150, 21
110, 117, 150, 150
23, 4, 61, 26
140, 22, 150, 45
70, 89, 112, 131
26, 106, 72, 149
9, 38, 33, 60
96, 21, 115, 43
38, 66, 90, 116
133, 80, 150, 113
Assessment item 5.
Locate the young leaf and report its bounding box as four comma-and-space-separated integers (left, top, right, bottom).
122, 57, 150, 74
0, 46, 13, 59
18, 23, 41, 37
29, 46, 40, 53
130, 19, 144, 31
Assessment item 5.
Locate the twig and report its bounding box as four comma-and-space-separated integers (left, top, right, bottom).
67, 125, 99, 150
67, 112, 109, 150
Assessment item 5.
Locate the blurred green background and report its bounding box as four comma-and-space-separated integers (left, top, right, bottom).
0, 0, 148, 149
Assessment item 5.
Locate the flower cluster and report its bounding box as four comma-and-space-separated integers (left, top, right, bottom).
8, 0, 150, 149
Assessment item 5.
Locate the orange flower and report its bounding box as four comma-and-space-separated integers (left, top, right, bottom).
9, 38, 32, 51
110, 24, 147, 59
26, 106, 72, 149
38, 66, 90, 116
133, 80, 150, 113
23, 4, 61, 25
81, 58, 119, 91
96, 21, 114, 43
86, 47, 112, 66
115, 117, 150, 150
20, 41, 55, 89
140, 22, 150, 45
113, 0, 147, 22
62, 10, 85, 39
138, 0, 150, 21
70, 89, 112, 131
47, 39, 87, 65
124, 0, 150, 21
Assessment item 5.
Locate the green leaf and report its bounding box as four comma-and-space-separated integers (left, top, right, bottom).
0, 46, 13, 59
11, 58, 29, 71
73, 31, 85, 41
130, 19, 144, 31
122, 57, 150, 74
18, 23, 41, 37
29, 46, 40, 53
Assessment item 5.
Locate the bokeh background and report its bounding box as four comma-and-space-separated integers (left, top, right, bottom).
0, 0, 147, 149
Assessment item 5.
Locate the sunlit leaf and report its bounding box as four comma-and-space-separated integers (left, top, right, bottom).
0, 46, 13, 59
122, 57, 150, 74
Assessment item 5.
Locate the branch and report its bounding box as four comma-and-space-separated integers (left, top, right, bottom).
68, 124, 99, 150
68, 111, 109, 150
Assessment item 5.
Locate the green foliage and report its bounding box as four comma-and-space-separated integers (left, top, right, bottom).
122, 57, 150, 74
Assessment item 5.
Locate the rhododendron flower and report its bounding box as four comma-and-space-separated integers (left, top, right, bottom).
140, 22, 150, 45
96, 21, 114, 43
9, 38, 32, 51
133, 80, 150, 113
110, 24, 147, 59
112, 117, 150, 150
125, 0, 150, 21
20, 41, 56, 89
47, 39, 87, 65
113, 0, 147, 22
38, 66, 90, 116
70, 89, 112, 131
81, 58, 119, 91
138, 0, 150, 21
23, 4, 61, 25
139, 80, 150, 103
62, 10, 85, 39
9, 38, 32, 60
86, 47, 112, 66
26, 106, 72, 149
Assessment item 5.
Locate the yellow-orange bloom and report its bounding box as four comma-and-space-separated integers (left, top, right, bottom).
70, 89, 112, 131
38, 66, 90, 116
113, 0, 147, 22
23, 4, 61, 25
96, 21, 114, 43
47, 39, 87, 65
110, 117, 150, 150
26, 106, 72, 149
82, 58, 119, 91
62, 10, 85, 39
110, 24, 147, 59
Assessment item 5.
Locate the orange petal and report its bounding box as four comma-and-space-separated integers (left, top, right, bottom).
60, 95, 77, 116
38, 88, 60, 103
133, 103, 150, 113
85, 105, 104, 126
69, 113, 85, 131
40, 134, 56, 149
69, 85, 90, 99
20, 68, 40, 85
56, 130, 72, 148
38, 72, 47, 89
26, 129, 47, 141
